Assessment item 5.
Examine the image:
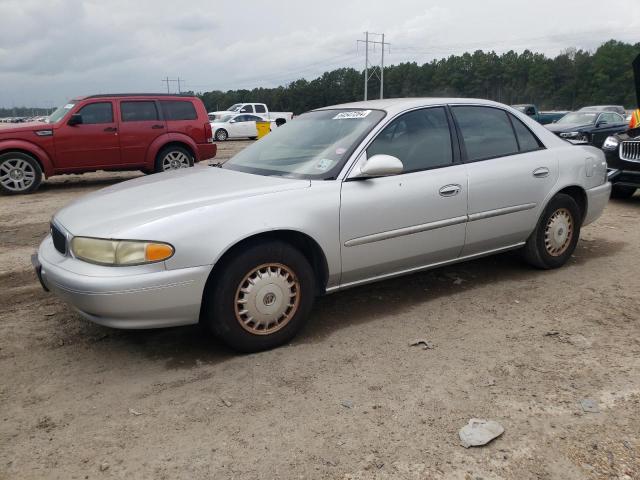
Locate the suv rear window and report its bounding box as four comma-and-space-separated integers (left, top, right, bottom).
121, 101, 159, 122
160, 101, 197, 121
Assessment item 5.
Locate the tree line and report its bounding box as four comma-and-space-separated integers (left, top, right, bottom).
199, 40, 639, 114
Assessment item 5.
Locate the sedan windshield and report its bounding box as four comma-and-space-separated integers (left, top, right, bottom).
218, 114, 235, 123
557, 112, 597, 125
223, 109, 386, 180
227, 104, 242, 112
46, 102, 75, 123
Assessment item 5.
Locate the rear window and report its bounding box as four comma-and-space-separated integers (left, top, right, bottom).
160, 100, 198, 121
255, 104, 266, 113
121, 101, 159, 122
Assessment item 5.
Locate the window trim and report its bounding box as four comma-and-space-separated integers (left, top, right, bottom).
359, 105, 459, 178
119, 100, 160, 122
450, 104, 546, 164
75, 101, 114, 125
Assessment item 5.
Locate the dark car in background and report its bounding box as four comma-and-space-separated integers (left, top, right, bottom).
602, 127, 640, 198
0, 93, 216, 195
545, 110, 628, 147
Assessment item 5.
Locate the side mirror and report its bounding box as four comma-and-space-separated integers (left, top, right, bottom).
357, 154, 403, 177
229, 119, 236, 123
67, 113, 83, 126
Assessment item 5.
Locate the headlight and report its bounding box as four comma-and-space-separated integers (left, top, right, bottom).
71, 237, 174, 266
560, 131, 580, 139
602, 136, 619, 150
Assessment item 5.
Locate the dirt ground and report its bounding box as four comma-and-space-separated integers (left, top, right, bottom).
1, 140, 639, 479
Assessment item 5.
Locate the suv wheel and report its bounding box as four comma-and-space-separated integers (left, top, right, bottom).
215, 129, 228, 141
522, 193, 581, 269
0, 152, 43, 195
155, 146, 193, 173
611, 185, 636, 199
202, 240, 316, 352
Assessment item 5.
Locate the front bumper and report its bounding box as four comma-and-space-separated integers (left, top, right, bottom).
607, 168, 640, 189
583, 182, 611, 226
35, 235, 211, 329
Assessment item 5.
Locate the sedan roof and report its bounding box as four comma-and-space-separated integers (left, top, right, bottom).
316, 97, 507, 116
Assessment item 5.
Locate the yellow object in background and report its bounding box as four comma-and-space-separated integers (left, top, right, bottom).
256, 121, 271, 139
630, 109, 640, 129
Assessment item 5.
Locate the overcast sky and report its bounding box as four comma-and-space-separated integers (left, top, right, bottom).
1, 0, 639, 108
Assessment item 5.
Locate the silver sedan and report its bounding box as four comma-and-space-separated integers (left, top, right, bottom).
34, 98, 610, 352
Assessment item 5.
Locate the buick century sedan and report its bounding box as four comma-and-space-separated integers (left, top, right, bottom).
33, 98, 610, 352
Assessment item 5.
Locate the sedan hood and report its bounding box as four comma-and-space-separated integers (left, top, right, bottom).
55, 166, 310, 237
545, 122, 592, 133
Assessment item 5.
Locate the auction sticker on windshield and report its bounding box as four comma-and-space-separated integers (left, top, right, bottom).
333, 110, 371, 120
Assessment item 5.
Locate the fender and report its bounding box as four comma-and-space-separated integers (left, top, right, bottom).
0, 139, 55, 177
144, 133, 200, 169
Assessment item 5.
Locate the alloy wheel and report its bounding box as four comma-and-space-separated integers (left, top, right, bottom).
0, 158, 36, 192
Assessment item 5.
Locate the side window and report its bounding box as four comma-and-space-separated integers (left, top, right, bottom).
452, 106, 518, 161
234, 115, 246, 122
77, 102, 113, 124
121, 101, 159, 122
239, 105, 254, 113
509, 114, 543, 152
367, 107, 453, 173
159, 101, 197, 121
254, 104, 266, 113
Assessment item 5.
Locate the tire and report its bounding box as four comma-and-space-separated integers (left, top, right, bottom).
154, 145, 193, 173
215, 129, 228, 141
0, 152, 43, 195
522, 193, 581, 269
275, 118, 286, 127
610, 185, 636, 199
202, 240, 316, 353
249, 136, 257, 140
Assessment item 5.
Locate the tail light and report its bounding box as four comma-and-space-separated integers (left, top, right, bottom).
205, 122, 213, 143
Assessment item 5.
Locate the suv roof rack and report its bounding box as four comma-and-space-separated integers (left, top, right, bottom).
84, 93, 196, 99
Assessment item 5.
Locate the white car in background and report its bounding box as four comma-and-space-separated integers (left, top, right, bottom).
208, 103, 293, 126
210, 113, 270, 141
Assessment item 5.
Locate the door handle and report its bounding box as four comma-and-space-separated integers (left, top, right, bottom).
439, 184, 461, 197
533, 167, 550, 178
103, 127, 117, 132
151, 124, 164, 129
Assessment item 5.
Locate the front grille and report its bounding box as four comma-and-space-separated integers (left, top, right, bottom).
50, 223, 67, 255
620, 141, 640, 162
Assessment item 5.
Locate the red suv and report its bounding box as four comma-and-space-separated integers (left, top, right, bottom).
0, 94, 217, 194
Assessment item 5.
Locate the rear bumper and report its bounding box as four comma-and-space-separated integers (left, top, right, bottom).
35, 236, 211, 329
196, 142, 217, 161
583, 182, 611, 226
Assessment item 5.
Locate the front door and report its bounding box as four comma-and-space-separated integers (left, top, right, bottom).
450, 105, 559, 256
340, 106, 468, 286
54, 101, 120, 170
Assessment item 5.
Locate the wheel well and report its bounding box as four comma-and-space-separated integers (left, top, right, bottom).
206, 230, 329, 296
0, 149, 44, 175
157, 142, 195, 161
557, 185, 587, 223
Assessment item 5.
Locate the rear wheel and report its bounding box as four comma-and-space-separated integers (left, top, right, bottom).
0, 152, 43, 195
154, 146, 193, 173
202, 240, 315, 352
611, 185, 636, 199
523, 193, 581, 269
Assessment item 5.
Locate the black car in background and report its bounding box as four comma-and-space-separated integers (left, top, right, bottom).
602, 128, 640, 198
545, 110, 628, 147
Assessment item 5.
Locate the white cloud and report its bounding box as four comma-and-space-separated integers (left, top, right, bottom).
0, 0, 638, 107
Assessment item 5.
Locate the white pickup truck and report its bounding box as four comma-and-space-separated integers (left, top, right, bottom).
208, 103, 293, 126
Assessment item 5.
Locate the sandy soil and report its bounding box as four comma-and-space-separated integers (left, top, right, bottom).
1, 141, 639, 479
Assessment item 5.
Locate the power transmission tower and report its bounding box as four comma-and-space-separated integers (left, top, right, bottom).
161, 77, 184, 94
357, 32, 390, 100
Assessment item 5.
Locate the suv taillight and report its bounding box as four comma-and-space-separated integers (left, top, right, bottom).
205, 122, 213, 143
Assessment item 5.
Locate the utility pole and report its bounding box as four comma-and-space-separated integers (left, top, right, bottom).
357, 32, 390, 101
161, 77, 184, 94
162, 77, 171, 93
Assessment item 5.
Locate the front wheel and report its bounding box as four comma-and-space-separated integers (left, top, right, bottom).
202, 240, 315, 352
522, 193, 581, 269
0, 152, 43, 195
611, 185, 636, 199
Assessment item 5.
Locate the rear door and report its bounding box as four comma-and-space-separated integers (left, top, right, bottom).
340, 106, 468, 285
451, 105, 559, 256
118, 100, 165, 164
159, 100, 201, 142
54, 100, 120, 169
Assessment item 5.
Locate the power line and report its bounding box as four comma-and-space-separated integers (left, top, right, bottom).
161, 77, 184, 94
